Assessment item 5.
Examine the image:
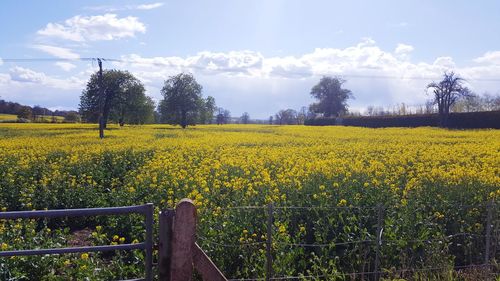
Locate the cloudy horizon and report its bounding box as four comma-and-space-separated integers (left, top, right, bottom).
1, 0, 499, 118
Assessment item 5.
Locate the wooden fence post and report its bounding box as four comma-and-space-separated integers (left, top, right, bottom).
170, 199, 197, 281
374, 204, 384, 281
193, 243, 227, 281
266, 202, 274, 281
159, 209, 175, 281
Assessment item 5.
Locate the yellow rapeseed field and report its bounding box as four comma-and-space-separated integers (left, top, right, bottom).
0, 123, 498, 280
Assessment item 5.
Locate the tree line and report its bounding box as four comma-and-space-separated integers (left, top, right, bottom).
0, 99, 80, 122
2, 69, 498, 128
79, 71, 236, 128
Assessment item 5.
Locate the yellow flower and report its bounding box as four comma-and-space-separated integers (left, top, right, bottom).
113, 235, 119, 241
337, 199, 347, 207
434, 212, 444, 219
96, 225, 102, 232
132, 239, 139, 244
63, 259, 71, 266
80, 253, 89, 260
119, 237, 125, 243
1, 243, 8, 250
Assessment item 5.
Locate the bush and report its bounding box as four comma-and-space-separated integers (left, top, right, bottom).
305, 111, 500, 129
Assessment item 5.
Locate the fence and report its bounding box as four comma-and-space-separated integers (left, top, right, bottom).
197, 201, 499, 281
0, 200, 498, 280
0, 204, 154, 281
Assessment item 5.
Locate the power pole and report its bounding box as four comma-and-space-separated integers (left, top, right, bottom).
97, 58, 105, 139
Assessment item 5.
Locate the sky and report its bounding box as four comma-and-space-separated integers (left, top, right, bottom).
0, 0, 499, 119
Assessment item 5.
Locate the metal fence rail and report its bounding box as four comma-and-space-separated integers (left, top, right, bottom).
0, 204, 154, 281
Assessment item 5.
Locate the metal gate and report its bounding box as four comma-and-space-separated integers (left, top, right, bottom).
0, 204, 154, 281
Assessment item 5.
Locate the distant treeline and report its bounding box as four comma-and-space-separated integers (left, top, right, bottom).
305, 111, 500, 129
0, 99, 77, 117
0, 99, 79, 122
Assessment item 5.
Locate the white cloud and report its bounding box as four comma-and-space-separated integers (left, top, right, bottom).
8, 66, 84, 90
395, 44, 414, 55
37, 14, 146, 42
84, 2, 164, 12
55, 62, 77, 71
474, 51, 500, 65
32, 44, 80, 59
137, 3, 164, 10
3, 39, 500, 118
433, 57, 456, 69
111, 40, 500, 117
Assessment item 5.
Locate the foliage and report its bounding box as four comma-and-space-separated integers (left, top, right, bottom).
79, 70, 155, 125
216, 107, 231, 125
158, 73, 205, 128
310, 77, 353, 117
305, 111, 500, 129
64, 111, 81, 123
16, 106, 32, 120
199, 96, 217, 124
275, 109, 297, 125
0, 124, 498, 280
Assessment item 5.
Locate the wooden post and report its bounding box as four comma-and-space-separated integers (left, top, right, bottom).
97, 58, 105, 139
484, 200, 493, 265
374, 204, 384, 281
159, 209, 175, 281
170, 199, 197, 281
265, 202, 274, 281
193, 243, 227, 281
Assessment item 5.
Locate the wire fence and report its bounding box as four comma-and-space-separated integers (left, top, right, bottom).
197, 201, 499, 280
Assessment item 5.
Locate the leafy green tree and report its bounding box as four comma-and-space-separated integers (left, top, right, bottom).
17, 106, 32, 120
199, 96, 216, 124
79, 70, 154, 125
158, 73, 204, 128
309, 76, 353, 117
64, 111, 80, 123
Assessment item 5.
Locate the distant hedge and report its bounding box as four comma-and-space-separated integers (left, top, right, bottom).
304, 111, 500, 129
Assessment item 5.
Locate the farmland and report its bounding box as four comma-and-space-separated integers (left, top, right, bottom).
0, 124, 499, 280
0, 114, 17, 122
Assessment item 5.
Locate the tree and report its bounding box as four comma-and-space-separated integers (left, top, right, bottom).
199, 96, 216, 124
216, 107, 231, 125
80, 70, 154, 126
275, 109, 297, 125
17, 106, 32, 120
269, 116, 273, 125
240, 112, 250, 124
64, 111, 80, 123
296, 106, 308, 124
427, 72, 472, 126
310, 76, 353, 117
158, 73, 204, 128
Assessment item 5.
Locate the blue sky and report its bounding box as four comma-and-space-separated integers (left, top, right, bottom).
1, 0, 499, 118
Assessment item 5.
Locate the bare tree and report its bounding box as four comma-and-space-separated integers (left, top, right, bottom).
427, 72, 472, 126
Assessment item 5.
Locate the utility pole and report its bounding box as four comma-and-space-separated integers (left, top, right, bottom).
97, 58, 105, 139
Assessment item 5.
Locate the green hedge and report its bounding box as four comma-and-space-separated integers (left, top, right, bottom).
305, 111, 500, 129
